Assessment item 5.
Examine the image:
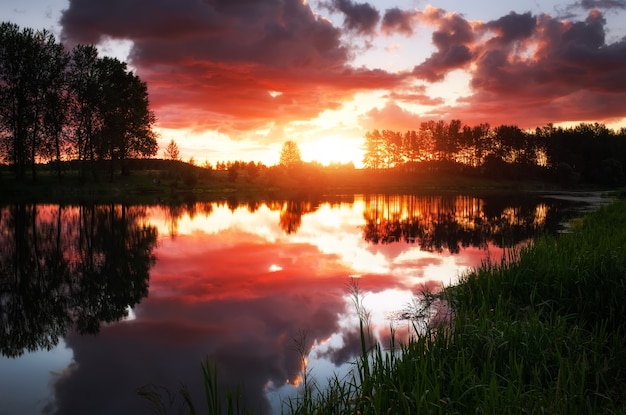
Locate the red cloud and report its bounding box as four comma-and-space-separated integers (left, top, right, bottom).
60, 0, 408, 135
59, 1, 626, 138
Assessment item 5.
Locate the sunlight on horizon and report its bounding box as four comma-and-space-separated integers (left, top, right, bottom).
300, 136, 364, 167
155, 91, 388, 167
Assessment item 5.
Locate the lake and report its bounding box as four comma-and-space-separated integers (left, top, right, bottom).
0, 192, 605, 414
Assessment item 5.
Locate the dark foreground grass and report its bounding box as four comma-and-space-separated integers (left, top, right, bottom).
150, 194, 626, 415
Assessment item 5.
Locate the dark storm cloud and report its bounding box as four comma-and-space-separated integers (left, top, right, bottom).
61, 0, 349, 69
470, 10, 626, 100
412, 44, 472, 81
459, 8, 626, 126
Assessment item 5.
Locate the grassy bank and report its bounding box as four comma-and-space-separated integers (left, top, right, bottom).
283, 195, 626, 414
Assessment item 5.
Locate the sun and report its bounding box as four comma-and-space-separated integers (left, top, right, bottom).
301, 135, 364, 167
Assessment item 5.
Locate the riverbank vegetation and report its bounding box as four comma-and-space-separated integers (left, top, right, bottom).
286, 194, 626, 414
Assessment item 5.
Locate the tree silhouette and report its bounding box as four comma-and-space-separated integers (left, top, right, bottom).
0, 204, 157, 357
361, 119, 626, 186
0, 22, 158, 181
0, 23, 68, 181
95, 57, 158, 178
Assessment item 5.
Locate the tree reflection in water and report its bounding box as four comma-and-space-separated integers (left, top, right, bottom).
361, 194, 565, 253
279, 200, 317, 234
0, 204, 157, 358
0, 194, 585, 414
157, 194, 570, 246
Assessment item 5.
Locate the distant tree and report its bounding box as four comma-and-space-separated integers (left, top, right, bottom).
163, 139, 180, 161
279, 140, 302, 168
382, 130, 403, 168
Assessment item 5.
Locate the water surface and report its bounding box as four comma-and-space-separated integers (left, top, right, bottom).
0, 193, 594, 414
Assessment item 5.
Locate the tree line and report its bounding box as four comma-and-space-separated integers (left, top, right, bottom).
0, 22, 158, 182
363, 121, 626, 185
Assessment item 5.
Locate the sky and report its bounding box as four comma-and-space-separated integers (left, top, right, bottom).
2, 0, 626, 166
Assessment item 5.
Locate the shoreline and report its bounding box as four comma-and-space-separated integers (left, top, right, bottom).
1, 167, 620, 205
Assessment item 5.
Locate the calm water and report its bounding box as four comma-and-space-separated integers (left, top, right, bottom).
0, 193, 599, 414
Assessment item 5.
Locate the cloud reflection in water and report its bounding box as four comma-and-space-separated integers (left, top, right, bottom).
50, 194, 553, 414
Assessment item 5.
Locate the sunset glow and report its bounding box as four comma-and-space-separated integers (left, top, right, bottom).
2, 0, 626, 165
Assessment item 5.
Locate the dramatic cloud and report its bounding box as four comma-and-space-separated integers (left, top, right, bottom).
369, 7, 626, 129
483, 12, 537, 45
460, 9, 626, 126
59, 0, 626, 141
411, 6, 476, 81
60, 0, 405, 135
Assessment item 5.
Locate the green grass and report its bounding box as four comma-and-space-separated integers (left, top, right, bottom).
175, 195, 626, 415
